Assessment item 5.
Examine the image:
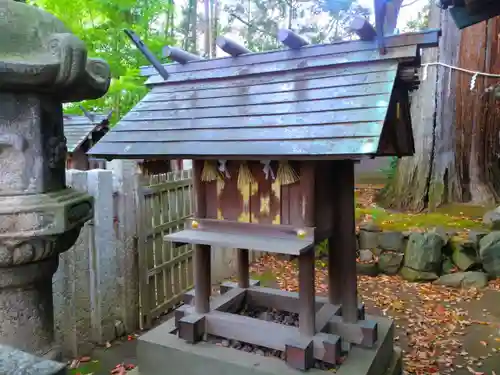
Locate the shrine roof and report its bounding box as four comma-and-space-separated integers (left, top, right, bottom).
64, 113, 109, 153
88, 29, 440, 160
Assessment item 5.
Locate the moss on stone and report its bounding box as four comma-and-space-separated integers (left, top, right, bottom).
356, 207, 486, 231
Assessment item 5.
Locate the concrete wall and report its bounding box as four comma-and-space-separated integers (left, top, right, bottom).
53, 169, 119, 358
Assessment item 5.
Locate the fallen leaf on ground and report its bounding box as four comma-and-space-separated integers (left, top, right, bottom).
111, 364, 126, 375
466, 366, 484, 374
250, 254, 498, 375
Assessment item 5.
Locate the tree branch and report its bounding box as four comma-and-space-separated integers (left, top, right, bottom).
227, 11, 275, 37
401, 0, 421, 7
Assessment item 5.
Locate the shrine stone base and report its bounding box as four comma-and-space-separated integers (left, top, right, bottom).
136, 315, 402, 375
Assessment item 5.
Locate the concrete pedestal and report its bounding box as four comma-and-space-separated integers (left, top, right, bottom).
136, 315, 402, 375
0, 344, 66, 375
0, 258, 60, 359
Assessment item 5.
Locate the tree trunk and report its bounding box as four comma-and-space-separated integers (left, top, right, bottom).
211, 0, 219, 57
386, 9, 500, 210
204, 0, 211, 57
190, 0, 198, 53
383, 6, 461, 211
456, 18, 500, 204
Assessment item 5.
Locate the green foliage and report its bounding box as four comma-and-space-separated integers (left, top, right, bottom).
315, 239, 329, 258
223, 0, 370, 52
380, 156, 398, 181
32, 0, 176, 124
403, 0, 431, 32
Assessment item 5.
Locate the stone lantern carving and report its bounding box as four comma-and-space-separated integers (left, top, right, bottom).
0, 0, 111, 359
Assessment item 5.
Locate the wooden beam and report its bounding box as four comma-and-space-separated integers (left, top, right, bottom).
245, 286, 328, 314
315, 304, 341, 333
192, 160, 210, 314
216, 36, 251, 56
277, 29, 310, 49
163, 46, 204, 64
178, 313, 205, 343
285, 338, 315, 370
178, 287, 246, 318
184, 278, 260, 304
219, 279, 260, 294
324, 316, 378, 348
204, 310, 341, 366
349, 16, 377, 41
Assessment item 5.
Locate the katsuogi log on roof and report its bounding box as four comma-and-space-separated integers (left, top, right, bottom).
88, 29, 440, 161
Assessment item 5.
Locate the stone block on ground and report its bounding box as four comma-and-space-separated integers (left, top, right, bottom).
468, 231, 489, 248
434, 272, 488, 289
356, 262, 379, 277
428, 226, 453, 244
404, 232, 443, 273
479, 232, 500, 278
378, 252, 404, 275
441, 257, 455, 274
0, 344, 66, 375
377, 231, 404, 253
449, 237, 480, 271
400, 267, 438, 282
359, 249, 374, 262
482, 208, 500, 230
359, 221, 382, 232
359, 230, 379, 250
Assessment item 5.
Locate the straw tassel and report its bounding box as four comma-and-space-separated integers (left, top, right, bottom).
276, 161, 299, 185
237, 162, 256, 190
201, 160, 224, 187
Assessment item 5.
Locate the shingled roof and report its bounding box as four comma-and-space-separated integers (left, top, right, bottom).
64, 113, 110, 153
88, 29, 440, 160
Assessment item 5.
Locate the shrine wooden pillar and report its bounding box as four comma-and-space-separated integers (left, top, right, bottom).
237, 248, 249, 288
192, 160, 211, 313
330, 160, 358, 323
298, 162, 316, 336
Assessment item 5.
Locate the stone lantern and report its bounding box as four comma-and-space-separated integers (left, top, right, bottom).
0, 0, 111, 360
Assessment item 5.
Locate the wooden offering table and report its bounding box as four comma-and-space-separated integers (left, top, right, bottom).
88, 23, 441, 375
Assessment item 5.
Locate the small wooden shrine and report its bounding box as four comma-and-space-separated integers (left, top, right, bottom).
64, 108, 111, 170
89, 25, 440, 373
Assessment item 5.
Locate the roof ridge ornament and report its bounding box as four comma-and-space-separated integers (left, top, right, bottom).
163, 46, 203, 64
277, 29, 310, 49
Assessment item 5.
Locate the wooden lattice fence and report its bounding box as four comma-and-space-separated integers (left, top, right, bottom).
135, 169, 194, 329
